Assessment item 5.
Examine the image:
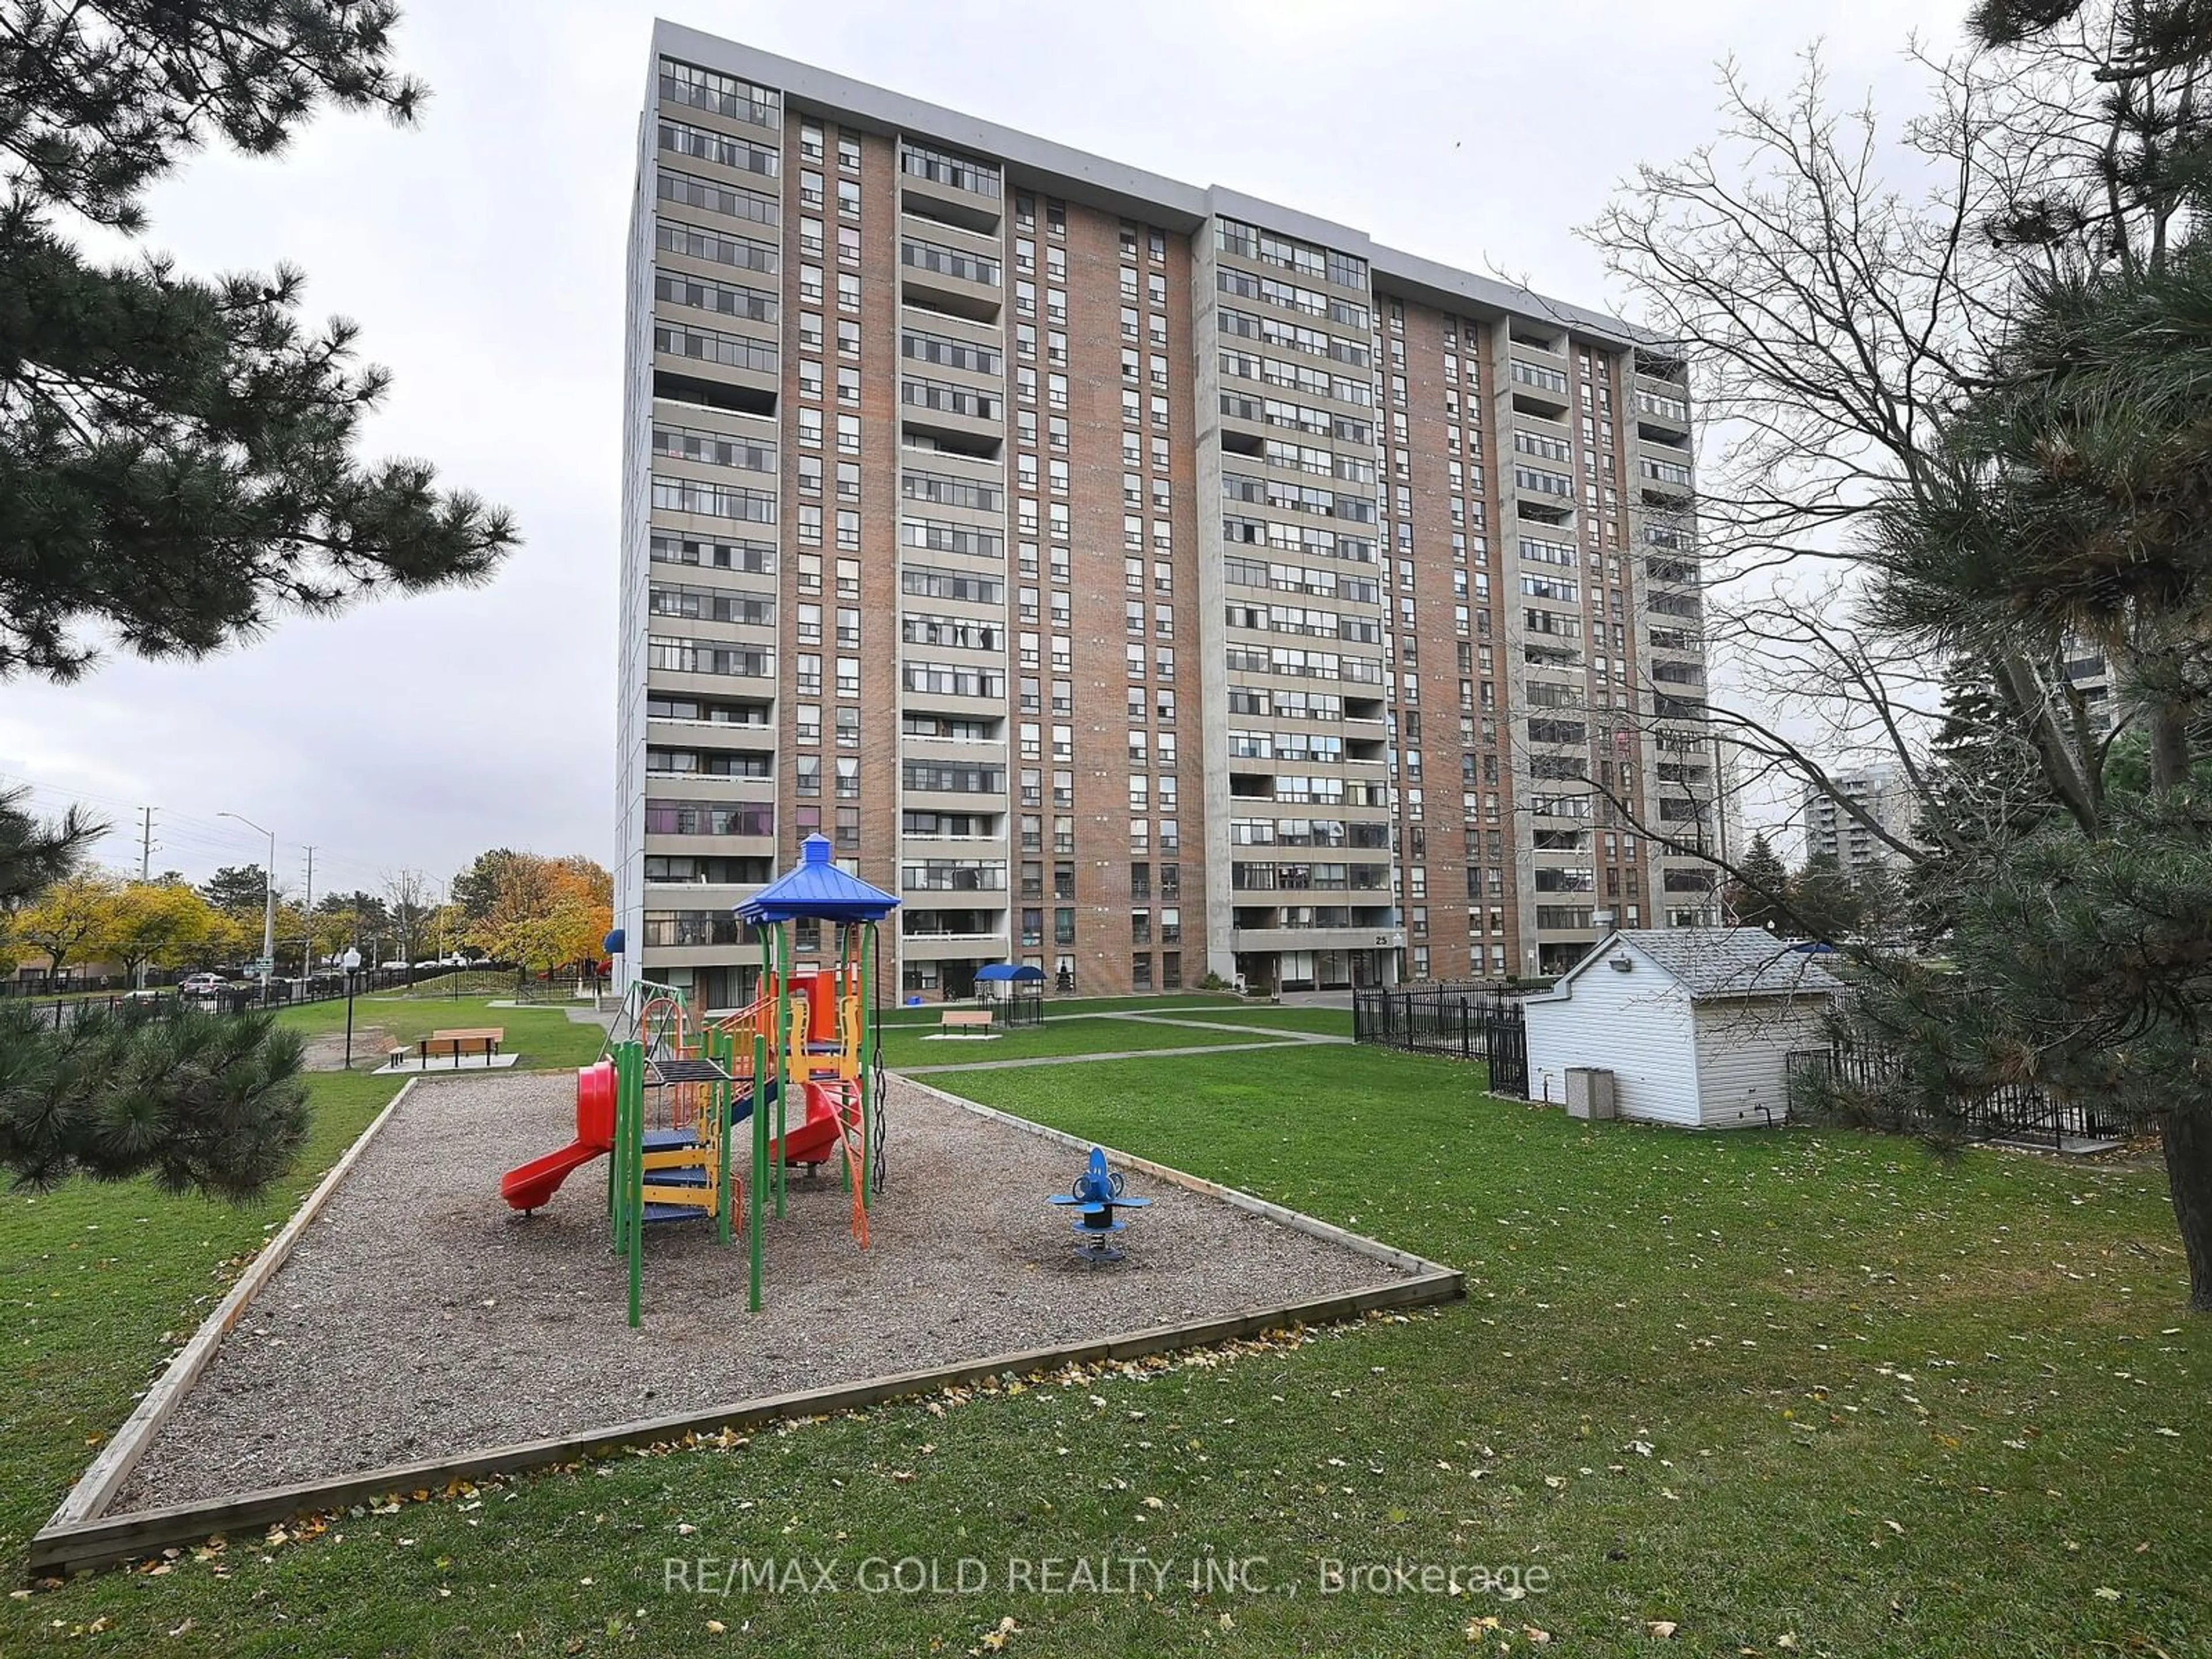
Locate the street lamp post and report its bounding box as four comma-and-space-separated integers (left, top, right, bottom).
219, 810, 277, 1002
341, 946, 363, 1070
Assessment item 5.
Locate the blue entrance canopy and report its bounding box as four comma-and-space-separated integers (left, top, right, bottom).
735, 834, 902, 925
976, 963, 1045, 982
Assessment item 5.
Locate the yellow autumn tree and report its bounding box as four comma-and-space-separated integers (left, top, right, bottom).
10, 872, 120, 979
104, 880, 221, 982
465, 853, 612, 975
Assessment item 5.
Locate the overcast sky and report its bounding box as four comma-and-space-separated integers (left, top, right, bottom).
1, 0, 1971, 899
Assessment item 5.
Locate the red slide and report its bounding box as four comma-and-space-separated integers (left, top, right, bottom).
501, 1140, 605, 1213
774, 1081, 850, 1167
501, 1061, 616, 1212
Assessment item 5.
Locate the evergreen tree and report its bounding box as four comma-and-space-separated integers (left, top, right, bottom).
1786, 853, 1863, 944
0, 1, 515, 679
200, 864, 273, 916
0, 797, 307, 1196
1724, 832, 1790, 929
0, 4, 476, 1196
1838, 2, 2212, 1306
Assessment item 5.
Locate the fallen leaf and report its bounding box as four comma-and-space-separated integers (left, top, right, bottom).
1647, 1620, 1679, 1638
2093, 1587, 2121, 1601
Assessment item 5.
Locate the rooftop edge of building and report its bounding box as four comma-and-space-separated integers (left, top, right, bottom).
650, 19, 1668, 352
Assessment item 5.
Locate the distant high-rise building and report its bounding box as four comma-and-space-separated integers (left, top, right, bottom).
1801, 765, 1916, 882
615, 25, 1721, 1006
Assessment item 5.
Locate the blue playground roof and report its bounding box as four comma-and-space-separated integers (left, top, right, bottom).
976, 963, 1044, 982
735, 834, 902, 925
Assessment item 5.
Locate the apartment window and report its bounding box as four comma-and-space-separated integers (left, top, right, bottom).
796, 703, 821, 744
797, 407, 821, 449
835, 706, 859, 748
796, 754, 821, 796
837, 176, 860, 217
837, 130, 861, 171
835, 365, 860, 405
800, 169, 825, 210
835, 509, 859, 550
837, 272, 861, 311
837, 415, 861, 453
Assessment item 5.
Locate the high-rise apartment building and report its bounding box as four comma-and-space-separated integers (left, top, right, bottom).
1801, 765, 1916, 882
616, 25, 1721, 1007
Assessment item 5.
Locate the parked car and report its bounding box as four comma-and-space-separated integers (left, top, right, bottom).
179, 972, 228, 999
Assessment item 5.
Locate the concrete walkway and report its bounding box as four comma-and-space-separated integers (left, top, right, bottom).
897, 1036, 1315, 1076
1107, 1012, 1349, 1043
895, 1009, 1348, 1076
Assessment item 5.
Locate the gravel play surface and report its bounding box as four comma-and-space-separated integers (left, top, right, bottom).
116, 1070, 1414, 1510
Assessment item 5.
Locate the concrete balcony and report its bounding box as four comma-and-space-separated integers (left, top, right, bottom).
898, 170, 1002, 235
639, 940, 767, 971
900, 927, 1009, 960
643, 831, 776, 860
1232, 925, 1404, 954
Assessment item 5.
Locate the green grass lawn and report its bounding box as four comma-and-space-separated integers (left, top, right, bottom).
878, 1013, 1300, 1070
274, 996, 606, 1071
2, 1045, 2206, 1656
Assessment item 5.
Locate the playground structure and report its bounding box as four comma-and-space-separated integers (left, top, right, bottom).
499, 835, 900, 1323
1048, 1145, 1153, 1264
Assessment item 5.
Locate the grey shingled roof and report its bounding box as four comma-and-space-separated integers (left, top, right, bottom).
1608, 928, 1844, 1001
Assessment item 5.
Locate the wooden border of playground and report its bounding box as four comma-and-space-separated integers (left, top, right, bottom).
25, 1077, 1463, 1580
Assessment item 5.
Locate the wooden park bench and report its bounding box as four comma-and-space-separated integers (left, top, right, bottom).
938, 1008, 996, 1035
404, 1027, 506, 1069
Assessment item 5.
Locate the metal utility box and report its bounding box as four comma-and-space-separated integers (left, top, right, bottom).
1565, 1066, 1617, 1121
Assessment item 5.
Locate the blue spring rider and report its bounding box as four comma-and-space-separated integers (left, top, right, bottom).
1049, 1146, 1152, 1264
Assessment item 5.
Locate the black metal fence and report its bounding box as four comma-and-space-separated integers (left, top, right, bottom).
1791, 1046, 2128, 1149
1353, 986, 1529, 1097
10, 969, 447, 1031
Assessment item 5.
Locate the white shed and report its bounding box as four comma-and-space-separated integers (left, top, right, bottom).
1521, 928, 1842, 1128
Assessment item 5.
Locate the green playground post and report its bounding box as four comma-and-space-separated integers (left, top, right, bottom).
773, 922, 791, 1219
750, 1014, 768, 1312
